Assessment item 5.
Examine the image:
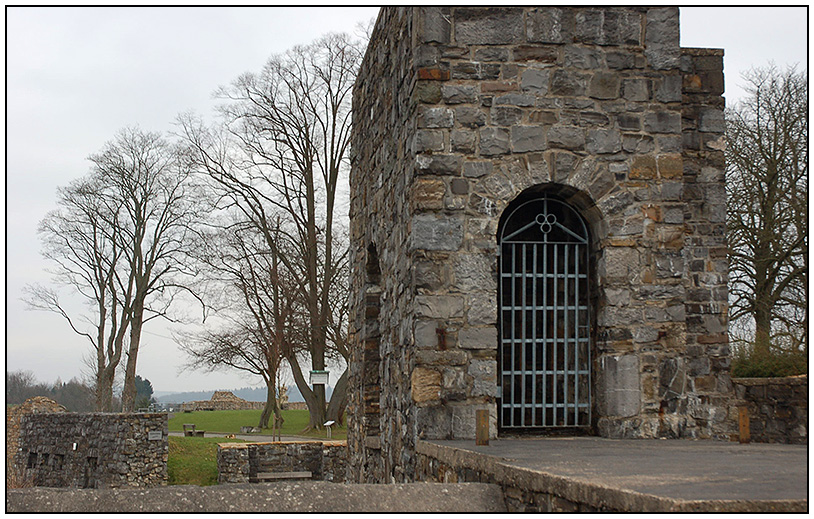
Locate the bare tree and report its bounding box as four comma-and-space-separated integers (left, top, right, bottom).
27, 127, 203, 412
24, 176, 129, 411
726, 65, 808, 356
180, 219, 298, 429
179, 32, 363, 429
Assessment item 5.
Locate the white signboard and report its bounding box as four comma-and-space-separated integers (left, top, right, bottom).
148, 431, 163, 441
310, 370, 329, 385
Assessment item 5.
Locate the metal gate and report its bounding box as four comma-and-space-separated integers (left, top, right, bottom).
498, 196, 591, 429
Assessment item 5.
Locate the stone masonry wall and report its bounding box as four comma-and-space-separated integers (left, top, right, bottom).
348, 7, 418, 484
732, 376, 808, 444
15, 412, 168, 488
6, 397, 67, 476
349, 6, 731, 484
217, 441, 347, 484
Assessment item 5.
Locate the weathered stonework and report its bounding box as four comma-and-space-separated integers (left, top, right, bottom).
14, 411, 168, 488
181, 391, 265, 412
349, 7, 730, 484
217, 441, 347, 484
6, 397, 67, 476
732, 376, 808, 444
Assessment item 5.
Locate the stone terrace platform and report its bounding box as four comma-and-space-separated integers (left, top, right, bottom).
418, 437, 808, 512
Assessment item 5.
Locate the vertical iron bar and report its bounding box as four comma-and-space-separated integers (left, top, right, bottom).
553, 243, 558, 425
574, 242, 580, 426
532, 243, 538, 426
585, 243, 591, 426
521, 243, 527, 426
563, 243, 569, 426
511, 243, 517, 427
542, 238, 548, 426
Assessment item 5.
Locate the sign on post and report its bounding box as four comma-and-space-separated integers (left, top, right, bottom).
310, 370, 329, 386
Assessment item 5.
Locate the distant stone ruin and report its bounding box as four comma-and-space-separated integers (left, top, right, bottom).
8, 397, 167, 488
347, 6, 730, 483
181, 391, 265, 412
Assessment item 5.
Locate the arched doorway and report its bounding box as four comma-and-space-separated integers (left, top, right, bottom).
498, 193, 592, 431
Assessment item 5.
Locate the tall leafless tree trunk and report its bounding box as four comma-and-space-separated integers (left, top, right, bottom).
726, 65, 808, 355
24, 178, 130, 412
179, 32, 362, 430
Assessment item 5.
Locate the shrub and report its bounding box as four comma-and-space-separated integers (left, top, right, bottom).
731, 345, 808, 378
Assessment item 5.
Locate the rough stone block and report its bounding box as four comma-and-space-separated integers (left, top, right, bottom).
599, 354, 641, 417
415, 130, 445, 152
412, 367, 442, 403
526, 7, 572, 44
416, 81, 443, 104
586, 128, 621, 154
415, 320, 440, 348
413, 178, 446, 210
511, 126, 547, 152
494, 93, 536, 107
411, 214, 464, 251
419, 106, 454, 128
416, 406, 452, 439
699, 108, 725, 133
657, 154, 682, 179
458, 326, 498, 349
415, 295, 465, 319
656, 74, 682, 103
644, 8, 680, 70
616, 114, 641, 131
467, 294, 497, 325
469, 359, 497, 396
454, 8, 525, 45
416, 154, 462, 176
491, 106, 523, 127
644, 111, 681, 134
621, 78, 649, 101
442, 85, 479, 104
475, 47, 510, 62
589, 72, 620, 99
520, 69, 550, 93
564, 46, 603, 70
622, 134, 654, 154
420, 7, 452, 43
479, 127, 511, 156
550, 69, 588, 97
463, 161, 493, 178
451, 130, 476, 153
547, 126, 585, 151
455, 106, 487, 128
511, 46, 559, 63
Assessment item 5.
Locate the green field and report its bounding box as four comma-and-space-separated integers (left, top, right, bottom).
168, 409, 347, 440
168, 436, 246, 486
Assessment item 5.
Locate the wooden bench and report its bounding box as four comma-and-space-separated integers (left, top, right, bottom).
253, 471, 312, 482
183, 423, 205, 437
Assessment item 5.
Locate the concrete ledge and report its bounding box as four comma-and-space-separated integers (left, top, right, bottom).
416, 439, 807, 513
6, 482, 507, 513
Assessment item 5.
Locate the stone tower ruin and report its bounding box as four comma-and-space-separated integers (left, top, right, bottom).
347, 7, 729, 483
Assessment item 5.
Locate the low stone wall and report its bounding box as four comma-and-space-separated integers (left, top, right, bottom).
416, 442, 606, 512
733, 376, 807, 444
218, 441, 347, 484
15, 412, 168, 488
7, 397, 68, 474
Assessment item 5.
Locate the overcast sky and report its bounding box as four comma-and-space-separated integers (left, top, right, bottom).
5, 6, 808, 394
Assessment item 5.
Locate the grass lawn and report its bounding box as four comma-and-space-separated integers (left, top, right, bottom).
168, 436, 247, 486
168, 409, 347, 440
